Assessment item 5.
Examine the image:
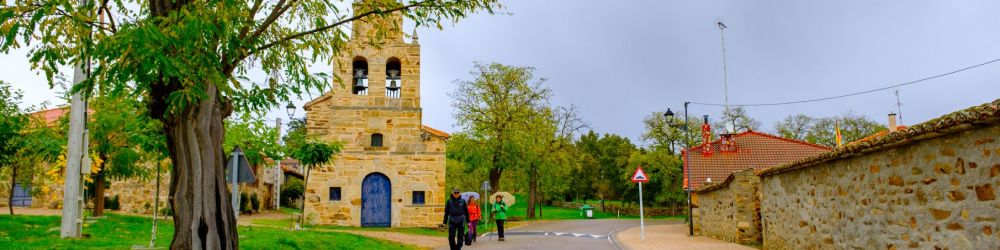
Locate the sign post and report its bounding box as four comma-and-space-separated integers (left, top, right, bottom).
225, 146, 257, 221
631, 166, 649, 240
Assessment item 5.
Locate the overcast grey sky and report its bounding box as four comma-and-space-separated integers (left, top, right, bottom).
4, 1, 1000, 146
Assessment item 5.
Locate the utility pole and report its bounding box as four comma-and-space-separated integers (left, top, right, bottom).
683, 102, 694, 237
61, 64, 90, 238
62, 0, 94, 233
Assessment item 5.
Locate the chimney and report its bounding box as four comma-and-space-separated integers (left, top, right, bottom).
888, 113, 898, 132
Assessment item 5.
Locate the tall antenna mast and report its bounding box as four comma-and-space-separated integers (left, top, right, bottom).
717, 20, 731, 132
895, 89, 903, 125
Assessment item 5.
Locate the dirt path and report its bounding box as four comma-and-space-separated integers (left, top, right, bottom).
3, 207, 61, 216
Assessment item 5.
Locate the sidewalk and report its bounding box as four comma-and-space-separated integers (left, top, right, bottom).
614, 224, 758, 250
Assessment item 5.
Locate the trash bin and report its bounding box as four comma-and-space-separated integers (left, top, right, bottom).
581, 205, 594, 219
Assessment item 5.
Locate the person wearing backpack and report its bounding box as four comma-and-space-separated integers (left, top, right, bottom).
492, 195, 508, 241
465, 196, 481, 245
443, 188, 469, 250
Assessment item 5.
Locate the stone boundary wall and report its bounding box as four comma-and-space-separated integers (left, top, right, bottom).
693, 168, 762, 245
105, 175, 172, 215
759, 121, 1000, 249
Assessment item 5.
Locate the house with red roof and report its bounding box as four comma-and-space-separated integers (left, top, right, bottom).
683, 128, 830, 190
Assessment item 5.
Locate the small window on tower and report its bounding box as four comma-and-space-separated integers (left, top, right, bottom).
352, 57, 369, 95
371, 133, 384, 147
412, 191, 425, 205
329, 187, 341, 201
386, 58, 402, 98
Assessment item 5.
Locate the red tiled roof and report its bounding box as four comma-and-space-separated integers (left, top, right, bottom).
29, 106, 94, 127
422, 124, 451, 139
683, 130, 830, 189
30, 106, 69, 127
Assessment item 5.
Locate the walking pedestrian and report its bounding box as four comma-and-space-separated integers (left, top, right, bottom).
443, 188, 469, 250
466, 196, 481, 245
492, 194, 508, 241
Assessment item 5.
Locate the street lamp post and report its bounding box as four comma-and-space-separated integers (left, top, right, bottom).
665, 102, 695, 237
286, 102, 296, 120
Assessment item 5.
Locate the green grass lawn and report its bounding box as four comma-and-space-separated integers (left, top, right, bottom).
0, 213, 419, 250
500, 194, 683, 221
247, 216, 448, 238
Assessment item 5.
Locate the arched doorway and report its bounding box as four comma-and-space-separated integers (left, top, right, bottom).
361, 172, 391, 227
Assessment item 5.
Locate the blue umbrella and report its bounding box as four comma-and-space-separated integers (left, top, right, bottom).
461, 192, 480, 202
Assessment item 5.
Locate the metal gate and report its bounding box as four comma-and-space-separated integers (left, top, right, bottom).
361, 173, 391, 227
11, 183, 31, 207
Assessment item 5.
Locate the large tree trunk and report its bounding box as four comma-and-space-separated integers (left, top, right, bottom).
93, 170, 105, 217
147, 0, 237, 247
526, 163, 537, 219
154, 84, 238, 249
8, 164, 16, 215
488, 145, 503, 193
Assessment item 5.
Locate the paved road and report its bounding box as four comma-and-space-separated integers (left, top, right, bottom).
434, 219, 679, 250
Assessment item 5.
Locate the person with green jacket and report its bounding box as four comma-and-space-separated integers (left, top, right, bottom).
492, 195, 508, 241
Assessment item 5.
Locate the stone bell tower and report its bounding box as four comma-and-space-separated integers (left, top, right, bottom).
301, 1, 448, 228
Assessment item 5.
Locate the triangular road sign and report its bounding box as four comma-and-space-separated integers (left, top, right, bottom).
631, 166, 649, 183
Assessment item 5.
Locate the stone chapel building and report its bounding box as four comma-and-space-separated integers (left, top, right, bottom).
301, 6, 449, 227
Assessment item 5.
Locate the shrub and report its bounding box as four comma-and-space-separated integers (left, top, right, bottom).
104, 195, 121, 210
159, 206, 173, 216
249, 193, 260, 213
240, 192, 251, 214
281, 177, 304, 207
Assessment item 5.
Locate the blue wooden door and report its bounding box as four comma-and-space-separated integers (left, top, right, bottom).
12, 183, 31, 207
361, 173, 391, 227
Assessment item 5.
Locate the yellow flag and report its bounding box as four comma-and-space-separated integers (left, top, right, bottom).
835, 120, 843, 147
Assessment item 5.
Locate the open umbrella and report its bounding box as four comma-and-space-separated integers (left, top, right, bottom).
489, 192, 515, 206
460, 192, 480, 202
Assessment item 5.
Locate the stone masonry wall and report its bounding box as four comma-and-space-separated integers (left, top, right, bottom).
105, 174, 172, 215
694, 168, 762, 245
760, 123, 1000, 249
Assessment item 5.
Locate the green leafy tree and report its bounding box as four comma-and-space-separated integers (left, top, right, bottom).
450, 62, 551, 192
641, 112, 705, 153
773, 114, 814, 141
279, 176, 303, 207
568, 131, 601, 202
574, 131, 637, 204
805, 113, 886, 147
713, 107, 761, 135
223, 112, 283, 167
87, 95, 165, 217
2, 0, 500, 246
444, 133, 489, 192
292, 140, 342, 227
282, 118, 307, 156
625, 147, 684, 209
0, 81, 29, 215
521, 105, 585, 219
0, 82, 64, 215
